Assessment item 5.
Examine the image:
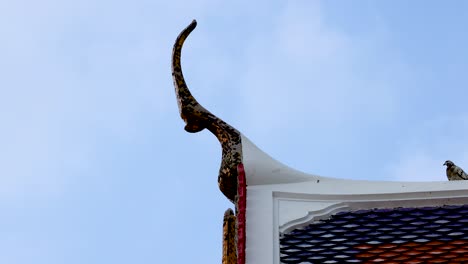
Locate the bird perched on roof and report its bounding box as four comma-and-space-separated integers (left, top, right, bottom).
443, 160, 468, 181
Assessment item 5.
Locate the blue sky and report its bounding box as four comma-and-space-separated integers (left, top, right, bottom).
2, 0, 468, 263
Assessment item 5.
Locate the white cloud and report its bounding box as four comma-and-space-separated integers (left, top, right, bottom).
238, 1, 401, 140
387, 114, 468, 181
390, 153, 444, 181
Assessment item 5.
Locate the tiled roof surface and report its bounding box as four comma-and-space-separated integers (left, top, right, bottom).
280, 205, 468, 263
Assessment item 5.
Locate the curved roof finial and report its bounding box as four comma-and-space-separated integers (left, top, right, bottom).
172, 20, 242, 202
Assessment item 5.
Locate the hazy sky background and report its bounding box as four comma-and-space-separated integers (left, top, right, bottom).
2, 0, 468, 263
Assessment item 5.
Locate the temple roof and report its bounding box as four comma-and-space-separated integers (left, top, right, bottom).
171, 20, 468, 264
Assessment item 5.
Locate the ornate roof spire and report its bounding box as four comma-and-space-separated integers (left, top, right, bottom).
172, 20, 242, 203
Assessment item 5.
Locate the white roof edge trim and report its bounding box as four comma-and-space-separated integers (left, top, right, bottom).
241, 134, 321, 185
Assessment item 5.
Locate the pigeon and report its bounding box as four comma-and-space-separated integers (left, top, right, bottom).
443, 160, 468, 181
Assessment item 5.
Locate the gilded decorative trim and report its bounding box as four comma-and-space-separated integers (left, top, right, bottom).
222, 208, 237, 264
172, 20, 242, 203
236, 164, 247, 264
